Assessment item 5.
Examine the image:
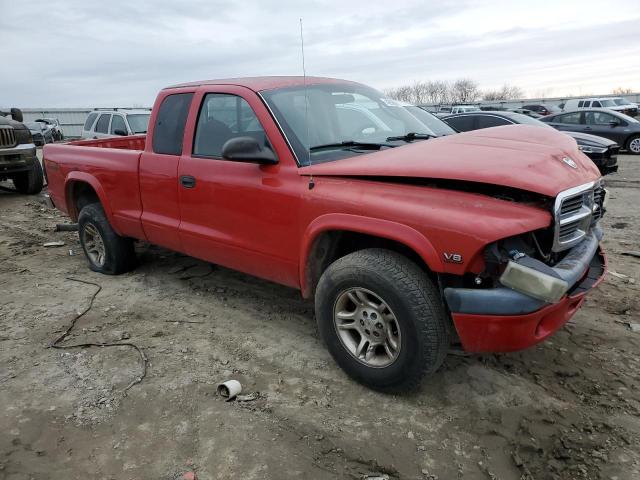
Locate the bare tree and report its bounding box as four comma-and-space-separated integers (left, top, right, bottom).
387, 78, 525, 105
482, 84, 524, 101
612, 87, 633, 95
451, 79, 480, 103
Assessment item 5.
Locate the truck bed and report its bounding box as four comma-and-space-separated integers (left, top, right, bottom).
67, 134, 146, 151
43, 135, 146, 240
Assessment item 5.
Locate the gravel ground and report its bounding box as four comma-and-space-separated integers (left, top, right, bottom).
0, 154, 639, 480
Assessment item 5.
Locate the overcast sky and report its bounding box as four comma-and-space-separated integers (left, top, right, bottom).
2, 0, 639, 107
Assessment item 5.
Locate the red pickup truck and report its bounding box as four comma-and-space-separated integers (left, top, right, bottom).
44, 77, 606, 391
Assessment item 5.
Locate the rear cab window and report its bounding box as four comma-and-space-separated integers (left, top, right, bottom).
152, 93, 194, 155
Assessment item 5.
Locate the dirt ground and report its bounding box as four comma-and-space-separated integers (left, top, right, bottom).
1, 154, 639, 480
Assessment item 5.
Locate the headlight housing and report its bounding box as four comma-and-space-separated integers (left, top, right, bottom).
578, 144, 607, 154
13, 126, 33, 145
500, 259, 569, 303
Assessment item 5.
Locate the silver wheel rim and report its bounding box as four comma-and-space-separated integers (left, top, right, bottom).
630, 138, 640, 153
82, 223, 106, 266
333, 287, 401, 368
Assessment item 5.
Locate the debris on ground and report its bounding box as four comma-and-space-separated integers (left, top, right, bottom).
217, 379, 242, 401
43, 241, 65, 247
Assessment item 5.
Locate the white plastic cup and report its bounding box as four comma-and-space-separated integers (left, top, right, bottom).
217, 380, 242, 401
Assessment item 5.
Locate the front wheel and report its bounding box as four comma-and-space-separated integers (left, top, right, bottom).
315, 249, 449, 392
626, 135, 640, 155
78, 203, 136, 274
12, 159, 44, 195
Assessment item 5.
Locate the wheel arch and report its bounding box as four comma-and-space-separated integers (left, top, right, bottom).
64, 173, 115, 227
299, 214, 444, 298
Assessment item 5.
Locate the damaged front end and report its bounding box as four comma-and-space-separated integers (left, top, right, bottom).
443, 180, 607, 352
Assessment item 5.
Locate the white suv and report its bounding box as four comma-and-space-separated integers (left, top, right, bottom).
563, 98, 637, 116
81, 109, 151, 139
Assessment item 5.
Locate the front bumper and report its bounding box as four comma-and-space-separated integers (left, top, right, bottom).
0, 143, 37, 176
444, 228, 606, 352
584, 146, 619, 175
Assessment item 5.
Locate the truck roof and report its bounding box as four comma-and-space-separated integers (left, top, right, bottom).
165, 76, 361, 92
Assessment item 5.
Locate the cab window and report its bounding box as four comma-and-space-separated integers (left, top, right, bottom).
556, 112, 582, 124
193, 93, 274, 159
585, 112, 619, 125
152, 93, 193, 155
110, 115, 127, 134
476, 115, 510, 129
444, 115, 475, 132
83, 112, 98, 131
95, 114, 111, 134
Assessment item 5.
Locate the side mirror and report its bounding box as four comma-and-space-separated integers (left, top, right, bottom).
113, 129, 127, 136
10, 108, 23, 123
221, 136, 278, 165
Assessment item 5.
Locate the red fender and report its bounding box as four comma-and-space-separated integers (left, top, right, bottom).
64, 172, 120, 234
299, 213, 443, 298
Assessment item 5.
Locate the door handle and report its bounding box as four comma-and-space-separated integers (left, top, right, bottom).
584, 127, 592, 131
180, 175, 196, 188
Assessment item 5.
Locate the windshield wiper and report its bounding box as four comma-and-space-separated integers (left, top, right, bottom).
386, 132, 435, 142
309, 140, 391, 151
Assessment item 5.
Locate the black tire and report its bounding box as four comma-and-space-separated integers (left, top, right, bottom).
315, 248, 449, 392
626, 135, 640, 155
12, 158, 44, 195
78, 203, 136, 275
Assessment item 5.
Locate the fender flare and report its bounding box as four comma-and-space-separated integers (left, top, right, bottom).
64, 172, 118, 232
299, 213, 444, 297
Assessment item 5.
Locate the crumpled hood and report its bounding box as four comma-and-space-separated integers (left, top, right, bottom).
299, 125, 601, 198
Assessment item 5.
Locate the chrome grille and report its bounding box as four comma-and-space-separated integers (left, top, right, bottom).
0, 127, 16, 148
553, 180, 604, 252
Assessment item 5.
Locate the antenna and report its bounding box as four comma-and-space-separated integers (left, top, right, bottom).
299, 18, 311, 165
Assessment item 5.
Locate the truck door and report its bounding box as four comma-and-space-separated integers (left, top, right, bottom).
139, 92, 193, 251
177, 86, 301, 288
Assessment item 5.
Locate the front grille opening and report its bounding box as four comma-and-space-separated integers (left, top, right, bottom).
560, 194, 585, 216
553, 181, 604, 252
0, 127, 16, 148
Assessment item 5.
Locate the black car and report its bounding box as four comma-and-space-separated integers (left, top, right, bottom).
442, 111, 619, 175
522, 104, 561, 116
24, 122, 49, 147
539, 109, 640, 155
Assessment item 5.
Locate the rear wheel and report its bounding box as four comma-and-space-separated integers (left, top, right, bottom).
12, 159, 44, 195
315, 248, 449, 392
78, 203, 136, 274
626, 135, 640, 155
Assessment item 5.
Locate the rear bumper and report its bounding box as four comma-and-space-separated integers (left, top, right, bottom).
444, 231, 606, 352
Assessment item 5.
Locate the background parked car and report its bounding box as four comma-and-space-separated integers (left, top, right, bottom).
34, 117, 64, 140
24, 122, 48, 146
510, 108, 543, 118
540, 109, 640, 155
405, 105, 456, 136
522, 104, 561, 116
81, 109, 151, 139
563, 98, 638, 117
611, 97, 638, 117
441, 110, 619, 174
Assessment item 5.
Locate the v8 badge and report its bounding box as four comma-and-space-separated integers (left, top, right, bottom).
443, 252, 463, 264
